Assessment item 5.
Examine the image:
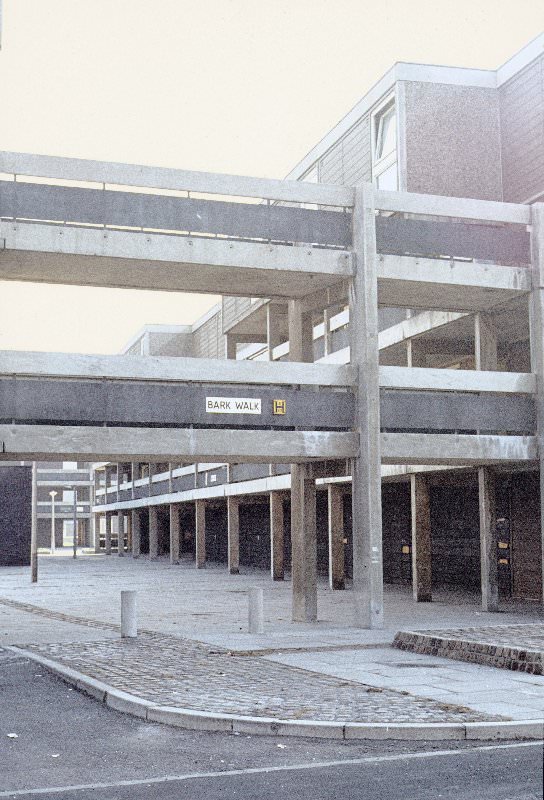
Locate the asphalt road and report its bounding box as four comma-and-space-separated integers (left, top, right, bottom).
1, 650, 542, 799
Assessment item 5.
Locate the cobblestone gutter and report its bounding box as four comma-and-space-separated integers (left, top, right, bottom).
394, 624, 544, 674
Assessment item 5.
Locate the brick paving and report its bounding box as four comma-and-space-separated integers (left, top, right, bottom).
395, 624, 544, 673
23, 632, 500, 723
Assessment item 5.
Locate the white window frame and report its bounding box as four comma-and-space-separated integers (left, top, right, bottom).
371, 92, 398, 190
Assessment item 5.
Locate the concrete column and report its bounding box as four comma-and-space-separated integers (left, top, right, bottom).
350, 184, 384, 628
117, 511, 124, 556
169, 504, 180, 565
479, 467, 499, 612
291, 463, 317, 622
148, 507, 159, 560
328, 484, 345, 590
530, 204, 544, 606
410, 475, 433, 602
226, 334, 237, 360
266, 303, 284, 361
126, 512, 132, 552
288, 299, 313, 362
269, 491, 284, 581
227, 496, 240, 575
474, 313, 498, 371
105, 513, 112, 555
92, 514, 100, 553
131, 509, 141, 558
323, 308, 332, 357
195, 499, 206, 569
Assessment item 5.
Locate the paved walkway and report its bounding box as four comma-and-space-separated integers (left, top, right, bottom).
19, 633, 494, 724
2, 553, 544, 731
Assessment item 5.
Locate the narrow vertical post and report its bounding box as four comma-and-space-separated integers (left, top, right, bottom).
226, 334, 237, 360
291, 463, 317, 622
479, 467, 498, 612
410, 474, 433, 602
328, 484, 345, 590
169, 504, 180, 565
195, 499, 206, 569
121, 591, 137, 638
117, 511, 124, 556
50, 493, 57, 554
30, 461, 38, 583
131, 510, 141, 558
323, 307, 332, 356
474, 313, 498, 371
105, 512, 112, 555
248, 587, 264, 634
148, 507, 159, 560
126, 511, 132, 552
72, 487, 78, 559
350, 183, 384, 628
529, 205, 544, 606
270, 491, 284, 581
227, 496, 240, 575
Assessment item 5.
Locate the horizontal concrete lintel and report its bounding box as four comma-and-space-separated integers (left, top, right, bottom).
0, 349, 355, 387
0, 425, 359, 463
379, 366, 536, 394
381, 433, 538, 465
375, 188, 530, 225
0, 222, 352, 298
377, 254, 531, 293
0, 150, 355, 207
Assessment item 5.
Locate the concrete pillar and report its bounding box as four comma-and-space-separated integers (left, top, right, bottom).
195, 499, 206, 569
479, 467, 499, 612
266, 303, 284, 361
323, 308, 332, 357
474, 313, 498, 371
530, 204, 544, 606
117, 511, 124, 556
169, 504, 180, 565
410, 475, 433, 602
328, 484, 345, 590
350, 184, 384, 628
131, 509, 141, 558
226, 334, 237, 360
105, 512, 112, 555
291, 463, 317, 622
148, 507, 159, 560
288, 299, 313, 362
92, 514, 100, 553
269, 492, 284, 581
126, 512, 132, 552
227, 496, 240, 575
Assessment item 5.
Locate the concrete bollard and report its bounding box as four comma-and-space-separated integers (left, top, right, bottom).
248, 587, 264, 634
121, 590, 137, 638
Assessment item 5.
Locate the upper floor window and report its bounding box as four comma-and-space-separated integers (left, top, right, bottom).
372, 96, 398, 191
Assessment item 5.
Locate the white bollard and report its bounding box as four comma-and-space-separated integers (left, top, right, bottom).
121, 590, 137, 638
248, 587, 264, 634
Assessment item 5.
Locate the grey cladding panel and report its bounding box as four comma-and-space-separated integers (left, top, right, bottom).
380, 389, 535, 434
500, 56, 544, 203
1, 378, 354, 430
376, 216, 531, 265
0, 181, 351, 247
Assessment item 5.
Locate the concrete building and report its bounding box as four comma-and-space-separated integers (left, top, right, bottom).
88, 34, 544, 614
35, 462, 92, 550
0, 34, 543, 626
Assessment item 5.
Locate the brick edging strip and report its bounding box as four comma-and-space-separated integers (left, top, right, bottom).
9, 646, 544, 742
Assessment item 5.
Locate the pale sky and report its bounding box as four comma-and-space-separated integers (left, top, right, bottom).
0, 0, 543, 354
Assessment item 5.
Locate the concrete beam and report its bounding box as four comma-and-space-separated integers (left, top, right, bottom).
379, 366, 535, 394
0, 425, 358, 463
381, 433, 537, 465
375, 188, 530, 225
0, 349, 355, 388
0, 222, 352, 299
0, 150, 355, 207
377, 255, 531, 312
